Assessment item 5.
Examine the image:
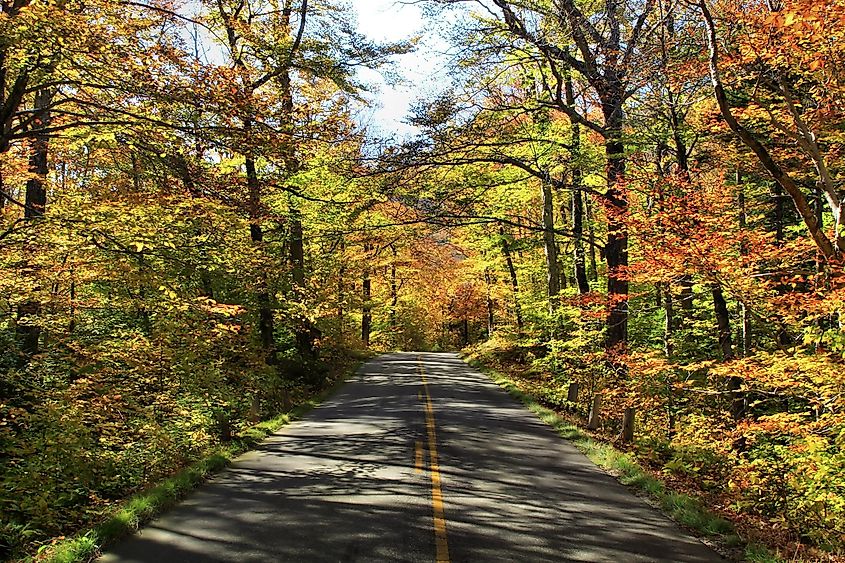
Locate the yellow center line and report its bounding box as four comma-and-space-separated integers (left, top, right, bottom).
415, 440, 424, 474
418, 355, 450, 563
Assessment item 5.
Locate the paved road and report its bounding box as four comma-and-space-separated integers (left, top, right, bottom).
101, 352, 723, 562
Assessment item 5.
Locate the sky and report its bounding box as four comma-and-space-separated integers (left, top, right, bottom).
352, 0, 453, 139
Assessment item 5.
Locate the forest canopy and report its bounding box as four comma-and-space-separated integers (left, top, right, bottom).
1, 0, 844, 560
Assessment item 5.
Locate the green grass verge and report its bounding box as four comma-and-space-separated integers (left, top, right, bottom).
465, 357, 781, 563
38, 362, 363, 563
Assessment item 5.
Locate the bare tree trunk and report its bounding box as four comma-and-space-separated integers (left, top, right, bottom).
712, 284, 734, 361
663, 282, 677, 437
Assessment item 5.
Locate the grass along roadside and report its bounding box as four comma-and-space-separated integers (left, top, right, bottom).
463, 356, 782, 563
36, 359, 366, 563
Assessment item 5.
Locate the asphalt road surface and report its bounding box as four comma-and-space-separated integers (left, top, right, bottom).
101, 352, 724, 562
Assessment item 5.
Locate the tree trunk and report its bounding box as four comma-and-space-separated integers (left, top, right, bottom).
289, 204, 318, 357
585, 196, 599, 282
16, 88, 52, 360
567, 74, 590, 295
604, 106, 628, 351
362, 243, 372, 348
390, 245, 398, 340
663, 282, 674, 359
712, 283, 734, 361
588, 393, 602, 430
338, 238, 346, 344
738, 181, 751, 356
712, 282, 744, 419
245, 153, 277, 365
541, 181, 560, 313
499, 225, 523, 331
24, 89, 51, 218
484, 269, 495, 337
618, 407, 635, 443
678, 275, 694, 322
773, 183, 785, 244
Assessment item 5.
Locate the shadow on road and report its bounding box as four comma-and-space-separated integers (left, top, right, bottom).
100, 352, 722, 563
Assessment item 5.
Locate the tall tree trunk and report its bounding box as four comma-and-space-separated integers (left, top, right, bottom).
245, 153, 277, 365
572, 185, 590, 295
280, 37, 316, 357
585, 196, 599, 282
389, 245, 398, 340
484, 269, 495, 337
361, 242, 372, 348
678, 275, 694, 322
566, 72, 590, 295
290, 205, 305, 289
337, 237, 346, 344
712, 283, 744, 418
663, 282, 675, 359
24, 89, 50, 218
289, 203, 318, 357
499, 225, 523, 331
603, 101, 628, 351
541, 181, 560, 313
16, 88, 52, 360
738, 179, 752, 356
773, 183, 785, 244
712, 283, 734, 361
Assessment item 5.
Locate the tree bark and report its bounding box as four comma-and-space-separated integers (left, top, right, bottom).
16, 88, 52, 360
604, 103, 628, 351
541, 181, 560, 313
585, 196, 599, 282
361, 242, 372, 348
484, 269, 495, 337
338, 237, 346, 343
738, 181, 752, 356
663, 282, 675, 359
389, 245, 398, 340
566, 71, 590, 295
499, 225, 523, 331
245, 153, 277, 364
712, 282, 744, 418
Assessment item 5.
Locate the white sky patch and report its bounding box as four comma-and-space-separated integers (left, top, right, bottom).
352, 0, 452, 140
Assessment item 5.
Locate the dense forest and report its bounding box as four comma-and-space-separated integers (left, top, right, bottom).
1, 0, 844, 560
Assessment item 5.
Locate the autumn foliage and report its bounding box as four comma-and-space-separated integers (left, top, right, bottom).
2, 0, 845, 560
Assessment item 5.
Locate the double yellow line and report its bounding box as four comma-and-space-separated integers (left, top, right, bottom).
418, 356, 450, 563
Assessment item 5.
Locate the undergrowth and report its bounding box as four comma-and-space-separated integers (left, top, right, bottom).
464, 353, 783, 563
34, 359, 365, 563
